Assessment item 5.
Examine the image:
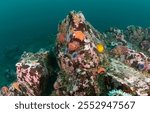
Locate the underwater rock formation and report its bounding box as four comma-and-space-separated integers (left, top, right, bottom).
0, 50, 51, 96
105, 58, 150, 96
1, 11, 150, 96
105, 27, 150, 73
105, 26, 150, 56
54, 11, 107, 96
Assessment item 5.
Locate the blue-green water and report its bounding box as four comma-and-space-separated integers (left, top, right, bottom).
0, 0, 150, 88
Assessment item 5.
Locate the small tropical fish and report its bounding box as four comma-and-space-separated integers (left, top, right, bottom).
96, 43, 104, 53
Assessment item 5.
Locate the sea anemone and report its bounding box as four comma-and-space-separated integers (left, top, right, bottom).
68, 41, 79, 52
1, 86, 9, 94
57, 33, 65, 43
108, 89, 132, 96
12, 82, 21, 92
73, 31, 85, 41
97, 67, 106, 74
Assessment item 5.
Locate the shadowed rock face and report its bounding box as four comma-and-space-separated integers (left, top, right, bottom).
54, 11, 106, 96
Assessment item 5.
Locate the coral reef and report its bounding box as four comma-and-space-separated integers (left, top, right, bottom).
0, 11, 150, 96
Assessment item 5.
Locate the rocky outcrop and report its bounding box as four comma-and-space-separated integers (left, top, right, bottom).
53, 11, 107, 96
0, 50, 52, 96
1, 11, 150, 96
105, 58, 150, 96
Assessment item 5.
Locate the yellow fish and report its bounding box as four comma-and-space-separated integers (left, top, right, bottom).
96, 43, 104, 53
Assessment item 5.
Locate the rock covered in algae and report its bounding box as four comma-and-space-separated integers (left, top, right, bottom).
105, 58, 150, 96
104, 26, 150, 74
54, 11, 107, 96
124, 25, 150, 55
0, 50, 52, 96
111, 46, 150, 73
104, 26, 150, 56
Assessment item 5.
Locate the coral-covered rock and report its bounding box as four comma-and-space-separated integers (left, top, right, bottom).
105, 58, 150, 96
16, 50, 51, 95
141, 40, 150, 50
0, 50, 52, 96
1, 11, 150, 96
111, 44, 150, 73
54, 11, 107, 96
124, 25, 150, 55
125, 25, 145, 45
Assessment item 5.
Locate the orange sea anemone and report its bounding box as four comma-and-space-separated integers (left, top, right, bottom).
57, 33, 65, 43
1, 86, 9, 93
68, 41, 79, 52
12, 82, 21, 92
97, 67, 106, 74
73, 31, 85, 41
